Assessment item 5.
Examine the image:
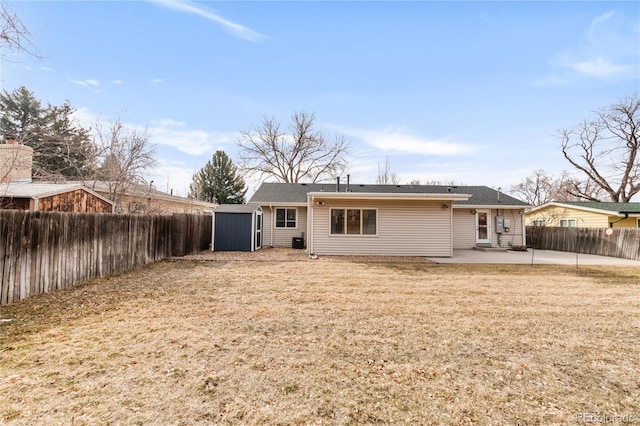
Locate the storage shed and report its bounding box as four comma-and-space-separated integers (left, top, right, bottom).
212, 204, 262, 252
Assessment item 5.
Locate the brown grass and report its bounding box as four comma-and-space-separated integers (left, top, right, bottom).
1, 259, 639, 425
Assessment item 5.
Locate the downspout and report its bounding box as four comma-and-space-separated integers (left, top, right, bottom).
609, 213, 629, 227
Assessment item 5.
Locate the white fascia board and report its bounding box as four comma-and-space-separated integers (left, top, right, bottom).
308, 192, 471, 201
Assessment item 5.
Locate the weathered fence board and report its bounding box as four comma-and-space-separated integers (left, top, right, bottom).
0, 211, 212, 305
527, 226, 640, 261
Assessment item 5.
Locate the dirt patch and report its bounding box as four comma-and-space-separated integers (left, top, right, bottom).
1, 260, 639, 424
175, 246, 438, 264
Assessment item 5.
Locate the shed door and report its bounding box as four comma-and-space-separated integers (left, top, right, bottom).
255, 212, 262, 250
476, 210, 491, 245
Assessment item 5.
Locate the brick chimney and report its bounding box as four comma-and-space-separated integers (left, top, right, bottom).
1, 138, 34, 183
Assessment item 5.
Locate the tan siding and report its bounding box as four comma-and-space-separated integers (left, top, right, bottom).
311, 200, 451, 256
454, 208, 526, 249
526, 206, 609, 227
497, 209, 526, 248
610, 216, 639, 228
260, 206, 307, 247
453, 209, 476, 249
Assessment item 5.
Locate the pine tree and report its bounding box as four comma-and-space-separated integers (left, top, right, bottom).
0, 86, 95, 180
189, 150, 246, 204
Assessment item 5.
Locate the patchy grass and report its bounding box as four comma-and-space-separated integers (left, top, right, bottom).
1, 260, 639, 425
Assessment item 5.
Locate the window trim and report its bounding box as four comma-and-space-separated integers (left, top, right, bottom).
559, 218, 577, 227
329, 207, 378, 236
274, 207, 298, 229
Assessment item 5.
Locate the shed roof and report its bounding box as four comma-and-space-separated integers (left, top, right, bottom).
215, 204, 261, 214
249, 182, 528, 207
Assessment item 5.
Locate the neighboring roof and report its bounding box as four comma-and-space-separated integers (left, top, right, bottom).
527, 201, 640, 216
0, 182, 114, 205
249, 182, 529, 207
77, 180, 217, 209
215, 204, 261, 214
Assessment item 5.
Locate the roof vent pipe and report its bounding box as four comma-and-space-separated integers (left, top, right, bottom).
336, 176, 340, 192
346, 174, 350, 192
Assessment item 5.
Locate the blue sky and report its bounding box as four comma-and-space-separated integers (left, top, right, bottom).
4, 1, 639, 198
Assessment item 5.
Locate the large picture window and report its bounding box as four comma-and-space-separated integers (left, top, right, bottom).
331, 208, 377, 235
275, 208, 297, 228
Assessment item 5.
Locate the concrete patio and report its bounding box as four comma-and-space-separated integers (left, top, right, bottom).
428, 249, 640, 266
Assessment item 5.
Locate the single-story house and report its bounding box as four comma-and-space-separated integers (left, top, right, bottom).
0, 182, 114, 213
526, 201, 640, 228
247, 182, 529, 257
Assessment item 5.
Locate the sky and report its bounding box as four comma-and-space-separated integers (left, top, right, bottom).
3, 1, 640, 198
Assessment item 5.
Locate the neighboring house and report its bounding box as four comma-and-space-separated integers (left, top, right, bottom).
0, 182, 114, 213
526, 202, 640, 228
247, 182, 529, 257
80, 181, 216, 215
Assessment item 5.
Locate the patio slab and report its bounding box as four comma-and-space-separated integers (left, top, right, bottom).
428, 249, 640, 266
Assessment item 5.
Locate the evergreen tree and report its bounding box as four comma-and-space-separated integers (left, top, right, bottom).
0, 86, 95, 180
189, 150, 246, 204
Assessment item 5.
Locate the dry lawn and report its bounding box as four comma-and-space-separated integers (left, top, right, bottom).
1, 255, 639, 425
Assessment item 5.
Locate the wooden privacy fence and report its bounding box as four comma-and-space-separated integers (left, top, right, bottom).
526, 226, 640, 261
0, 211, 211, 305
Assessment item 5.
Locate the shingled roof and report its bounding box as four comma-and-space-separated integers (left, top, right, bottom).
249, 182, 529, 207
535, 201, 640, 214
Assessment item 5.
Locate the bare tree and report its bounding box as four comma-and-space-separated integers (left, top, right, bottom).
510, 170, 573, 206
560, 95, 640, 202
0, 2, 38, 57
376, 156, 400, 185
91, 118, 157, 209
238, 111, 349, 183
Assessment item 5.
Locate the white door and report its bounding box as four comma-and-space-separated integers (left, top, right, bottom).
476, 210, 491, 245
255, 212, 262, 250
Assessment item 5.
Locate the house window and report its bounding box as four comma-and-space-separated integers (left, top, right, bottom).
331, 208, 377, 235
637, 218, 640, 228
275, 208, 297, 228
532, 219, 546, 227
559, 218, 577, 227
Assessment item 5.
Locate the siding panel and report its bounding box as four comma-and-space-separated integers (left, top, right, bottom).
260, 206, 307, 248
311, 200, 451, 256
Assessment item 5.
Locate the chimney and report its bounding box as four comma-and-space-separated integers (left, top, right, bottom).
346, 174, 350, 192
0, 142, 34, 184
336, 176, 340, 192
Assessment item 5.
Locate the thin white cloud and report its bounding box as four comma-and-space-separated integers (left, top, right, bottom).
151, 78, 168, 85
146, 117, 235, 156
149, 0, 267, 42
531, 72, 570, 87
111, 80, 123, 86
588, 10, 615, 41
70, 79, 100, 87
571, 57, 633, 77
346, 127, 477, 156
535, 9, 639, 83
40, 67, 55, 72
